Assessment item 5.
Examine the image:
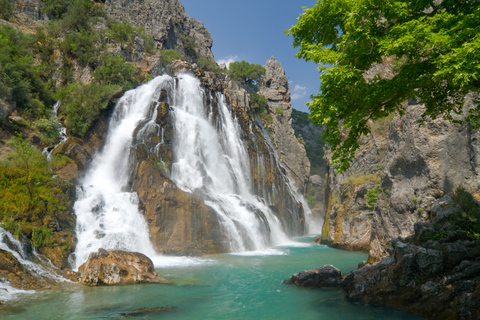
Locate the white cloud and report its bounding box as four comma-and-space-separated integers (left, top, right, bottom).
291, 85, 308, 100
216, 55, 238, 69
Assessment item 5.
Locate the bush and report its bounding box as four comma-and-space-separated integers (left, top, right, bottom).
41, 0, 72, 19
449, 187, 480, 238
35, 118, 59, 144
0, 26, 53, 117
32, 226, 53, 247
183, 37, 197, 59
57, 82, 120, 137
107, 21, 136, 47
160, 49, 183, 65
94, 53, 137, 88
365, 184, 380, 210
197, 56, 220, 73
0, 0, 14, 20
250, 93, 268, 112
229, 61, 265, 90
275, 107, 283, 115
60, 29, 101, 67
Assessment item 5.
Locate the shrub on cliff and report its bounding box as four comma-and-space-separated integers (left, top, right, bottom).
0, 0, 14, 20
57, 82, 120, 137
160, 49, 183, 65
197, 57, 221, 73
0, 26, 53, 118
229, 61, 265, 91
94, 53, 137, 89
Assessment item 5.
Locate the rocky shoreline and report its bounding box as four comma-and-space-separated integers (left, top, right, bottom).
287, 192, 480, 320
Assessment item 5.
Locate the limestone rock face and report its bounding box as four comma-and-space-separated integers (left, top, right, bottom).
323, 96, 480, 262
259, 57, 311, 195
78, 249, 159, 285
104, 0, 214, 62
132, 155, 228, 256
285, 265, 343, 288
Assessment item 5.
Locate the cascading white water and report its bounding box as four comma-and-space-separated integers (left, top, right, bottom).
42, 101, 68, 161
73, 73, 306, 268
0, 228, 66, 302
170, 75, 290, 252
73, 76, 173, 268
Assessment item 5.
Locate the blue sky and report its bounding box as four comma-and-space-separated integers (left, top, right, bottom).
180, 0, 319, 113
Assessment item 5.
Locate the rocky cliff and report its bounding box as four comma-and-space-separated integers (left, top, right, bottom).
321, 60, 480, 262
104, 0, 213, 62
259, 57, 311, 195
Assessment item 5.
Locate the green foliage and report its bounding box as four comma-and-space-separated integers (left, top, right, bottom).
0, 135, 59, 227
297, 134, 306, 145
60, 29, 101, 67
449, 187, 480, 238
107, 21, 136, 48
0, 26, 53, 117
51, 154, 74, 171
93, 53, 137, 88
57, 83, 120, 137
160, 49, 183, 65
250, 93, 268, 112
229, 61, 265, 90
0, 0, 14, 20
341, 173, 381, 187
197, 57, 220, 73
32, 226, 53, 247
59, 0, 103, 32
275, 107, 284, 115
41, 0, 72, 19
35, 118, 59, 144
288, 0, 480, 172
183, 37, 198, 59
365, 184, 380, 210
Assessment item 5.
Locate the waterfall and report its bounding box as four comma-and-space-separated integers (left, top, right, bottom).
73, 76, 172, 268
170, 75, 290, 252
0, 228, 66, 302
42, 101, 68, 161
73, 74, 301, 268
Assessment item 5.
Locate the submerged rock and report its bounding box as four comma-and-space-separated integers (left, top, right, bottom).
78, 249, 160, 286
120, 306, 179, 317
285, 265, 343, 288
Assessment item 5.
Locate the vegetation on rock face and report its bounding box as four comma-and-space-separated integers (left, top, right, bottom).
0, 26, 54, 120
0, 0, 14, 20
288, 0, 480, 172
0, 135, 75, 254
56, 82, 120, 137
229, 61, 265, 91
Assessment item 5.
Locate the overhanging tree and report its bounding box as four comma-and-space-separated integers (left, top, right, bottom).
287, 0, 480, 172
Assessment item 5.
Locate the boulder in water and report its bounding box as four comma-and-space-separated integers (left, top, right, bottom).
285, 264, 343, 287
78, 249, 160, 286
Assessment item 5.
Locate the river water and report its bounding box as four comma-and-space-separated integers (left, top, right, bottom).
0, 237, 419, 320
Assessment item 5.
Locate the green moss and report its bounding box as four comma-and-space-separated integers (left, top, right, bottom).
341, 173, 381, 187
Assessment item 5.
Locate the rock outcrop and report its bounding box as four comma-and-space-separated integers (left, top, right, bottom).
78, 249, 160, 285
259, 57, 311, 195
288, 214, 480, 319
322, 95, 480, 261
285, 265, 343, 288
104, 0, 214, 62
342, 222, 480, 320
